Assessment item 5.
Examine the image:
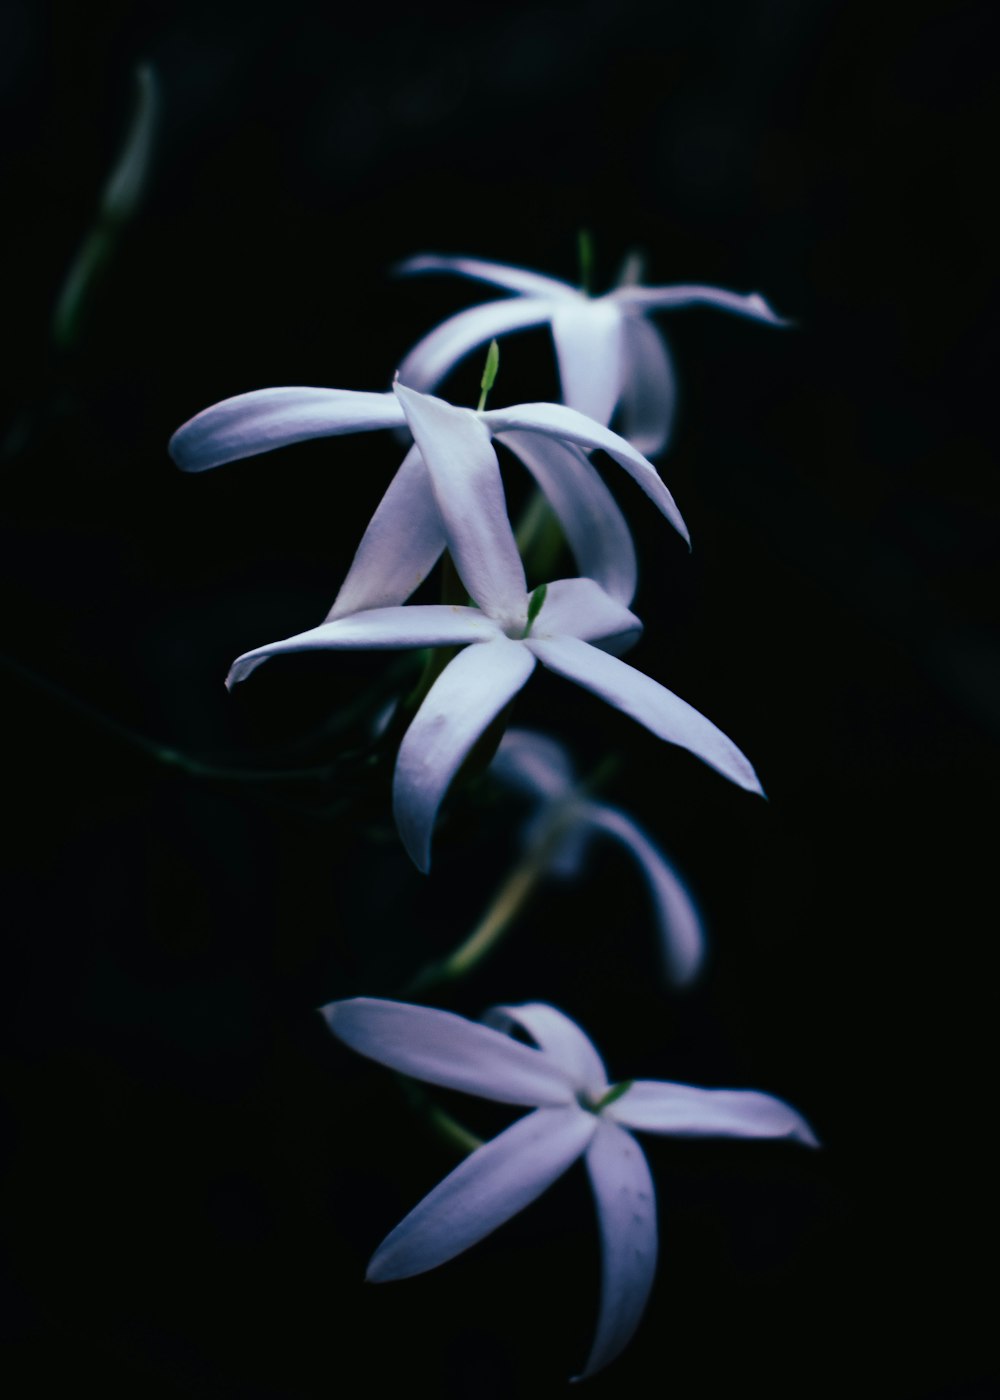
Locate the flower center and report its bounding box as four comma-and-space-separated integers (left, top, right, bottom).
580, 1079, 634, 1115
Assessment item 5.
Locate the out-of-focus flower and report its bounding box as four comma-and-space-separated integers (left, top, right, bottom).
323, 997, 817, 1379
396, 253, 787, 456
491, 728, 706, 985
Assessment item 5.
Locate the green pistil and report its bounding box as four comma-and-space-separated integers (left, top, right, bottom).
476, 339, 500, 411
586, 1080, 634, 1114
577, 228, 594, 295
521, 583, 548, 638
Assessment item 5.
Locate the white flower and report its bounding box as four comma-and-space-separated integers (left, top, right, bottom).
492, 728, 706, 986
223, 385, 763, 871
396, 253, 787, 456
169, 377, 693, 617
322, 996, 818, 1379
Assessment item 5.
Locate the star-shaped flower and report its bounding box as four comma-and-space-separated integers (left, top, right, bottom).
323, 996, 817, 1379
396, 253, 787, 456
491, 728, 706, 986
224, 387, 763, 871
169, 376, 692, 618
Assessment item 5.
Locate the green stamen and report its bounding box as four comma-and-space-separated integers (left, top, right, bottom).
589, 1080, 634, 1113
521, 583, 548, 638
577, 228, 594, 295
476, 339, 500, 411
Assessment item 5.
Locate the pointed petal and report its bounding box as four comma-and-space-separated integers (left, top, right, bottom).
610, 283, 789, 325
482, 1003, 608, 1098
498, 431, 638, 606
574, 1121, 658, 1380
616, 316, 678, 458
526, 636, 764, 796
169, 387, 404, 472
322, 998, 576, 1106
607, 1080, 819, 1146
396, 253, 579, 301
394, 384, 528, 620
580, 803, 705, 986
532, 578, 641, 653
226, 606, 501, 688
366, 1104, 596, 1281
396, 297, 557, 395
483, 402, 690, 547
325, 446, 445, 619
490, 728, 576, 800
393, 638, 536, 871
549, 299, 624, 427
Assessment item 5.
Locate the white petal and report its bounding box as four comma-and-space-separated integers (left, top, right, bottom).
366, 1105, 596, 1282
490, 728, 576, 800
498, 430, 638, 606
226, 605, 501, 688
532, 578, 642, 653
580, 803, 705, 986
393, 638, 536, 871
616, 316, 678, 458
482, 402, 690, 548
322, 999, 576, 1107
575, 1120, 658, 1380
610, 283, 789, 325
168, 387, 404, 472
395, 297, 557, 395
526, 636, 764, 796
607, 1080, 819, 1146
325, 446, 445, 619
393, 384, 528, 621
482, 1003, 608, 1098
396, 253, 580, 301
549, 299, 624, 427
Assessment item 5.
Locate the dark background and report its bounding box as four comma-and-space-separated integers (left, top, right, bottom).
1, 1, 996, 1396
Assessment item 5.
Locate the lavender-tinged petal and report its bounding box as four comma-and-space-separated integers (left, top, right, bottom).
482, 1003, 608, 1098
549, 299, 624, 428
616, 316, 678, 458
490, 727, 576, 800
322, 999, 576, 1108
396, 297, 557, 395
574, 1121, 658, 1380
366, 1104, 596, 1281
169, 387, 405, 472
394, 384, 528, 620
393, 638, 536, 871
326, 446, 446, 619
610, 283, 789, 325
532, 578, 642, 653
482, 402, 690, 548
498, 431, 638, 606
396, 253, 580, 301
526, 635, 764, 796
226, 605, 501, 688
607, 1080, 819, 1146
580, 803, 706, 986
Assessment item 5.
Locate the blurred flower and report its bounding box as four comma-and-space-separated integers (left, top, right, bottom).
492, 728, 706, 985
323, 997, 817, 1379
396, 253, 787, 456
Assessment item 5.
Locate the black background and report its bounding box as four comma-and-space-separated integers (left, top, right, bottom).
1, 1, 997, 1396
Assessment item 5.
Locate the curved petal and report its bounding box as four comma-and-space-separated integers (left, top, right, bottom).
396, 253, 580, 301
497, 431, 638, 606
482, 402, 690, 548
366, 1105, 596, 1282
393, 638, 536, 871
226, 605, 501, 688
482, 1003, 607, 1098
549, 299, 624, 428
580, 803, 706, 986
526, 636, 764, 796
325, 446, 446, 619
395, 297, 557, 395
490, 728, 575, 800
575, 1121, 658, 1380
322, 999, 576, 1107
616, 316, 678, 458
610, 283, 789, 325
169, 387, 404, 472
532, 578, 641, 653
608, 1080, 819, 1146
394, 385, 527, 621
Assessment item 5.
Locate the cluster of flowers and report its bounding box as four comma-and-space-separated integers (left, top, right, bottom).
170, 253, 815, 1379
